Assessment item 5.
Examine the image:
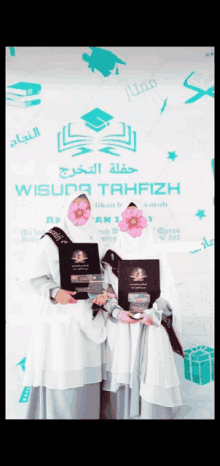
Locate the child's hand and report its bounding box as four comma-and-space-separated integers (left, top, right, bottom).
92, 292, 108, 306
117, 310, 139, 324
92, 291, 116, 306
55, 289, 78, 304
139, 314, 154, 326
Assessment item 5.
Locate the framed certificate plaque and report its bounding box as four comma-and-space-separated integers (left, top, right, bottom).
118, 260, 160, 314
59, 243, 103, 299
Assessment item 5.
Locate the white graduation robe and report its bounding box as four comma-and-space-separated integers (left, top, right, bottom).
16, 194, 107, 419
100, 197, 183, 419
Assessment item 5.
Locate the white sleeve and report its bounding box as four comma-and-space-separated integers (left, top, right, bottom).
143, 302, 170, 327
30, 275, 60, 302
102, 265, 121, 318
103, 298, 122, 317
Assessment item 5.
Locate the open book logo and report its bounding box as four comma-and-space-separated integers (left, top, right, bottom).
71, 250, 88, 263
57, 108, 137, 157
82, 47, 126, 77
130, 267, 147, 282
183, 72, 214, 104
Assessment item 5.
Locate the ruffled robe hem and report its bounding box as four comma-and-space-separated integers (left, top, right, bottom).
23, 365, 104, 390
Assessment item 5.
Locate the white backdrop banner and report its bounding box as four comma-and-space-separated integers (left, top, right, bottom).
6, 46, 214, 419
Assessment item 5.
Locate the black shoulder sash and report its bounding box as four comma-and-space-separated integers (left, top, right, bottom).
41, 227, 89, 301
161, 314, 185, 358
41, 227, 72, 248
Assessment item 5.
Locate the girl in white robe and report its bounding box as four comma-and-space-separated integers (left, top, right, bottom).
16, 192, 107, 419
99, 195, 185, 420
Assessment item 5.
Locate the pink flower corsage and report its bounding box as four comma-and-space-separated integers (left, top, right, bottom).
67, 201, 91, 225
118, 207, 147, 237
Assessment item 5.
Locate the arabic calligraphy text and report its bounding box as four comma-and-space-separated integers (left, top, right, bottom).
10, 127, 40, 147
125, 79, 157, 102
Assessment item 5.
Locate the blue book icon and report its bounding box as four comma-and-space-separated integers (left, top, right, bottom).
81, 108, 114, 132
7, 82, 41, 96
6, 98, 41, 108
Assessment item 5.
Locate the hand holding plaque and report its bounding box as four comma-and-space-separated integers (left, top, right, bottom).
60, 243, 103, 300
139, 314, 154, 325
118, 260, 160, 321
55, 289, 78, 304
92, 291, 116, 306
128, 293, 151, 320
117, 310, 140, 324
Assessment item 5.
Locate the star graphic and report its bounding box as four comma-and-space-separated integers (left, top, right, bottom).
195, 210, 206, 220
168, 151, 178, 161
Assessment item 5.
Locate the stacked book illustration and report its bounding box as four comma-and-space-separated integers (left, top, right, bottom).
6, 82, 41, 108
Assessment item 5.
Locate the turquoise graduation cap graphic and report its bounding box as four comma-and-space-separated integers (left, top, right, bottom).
57, 107, 136, 157
82, 47, 126, 77
81, 108, 114, 132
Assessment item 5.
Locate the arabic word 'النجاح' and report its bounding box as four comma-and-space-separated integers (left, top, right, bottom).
10, 127, 40, 147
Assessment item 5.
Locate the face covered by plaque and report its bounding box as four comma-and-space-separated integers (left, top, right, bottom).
60, 242, 103, 298
116, 203, 165, 319
55, 194, 103, 300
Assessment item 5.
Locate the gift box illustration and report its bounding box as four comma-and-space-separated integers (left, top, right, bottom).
184, 345, 214, 385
